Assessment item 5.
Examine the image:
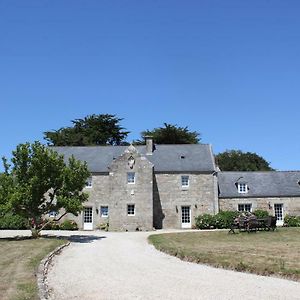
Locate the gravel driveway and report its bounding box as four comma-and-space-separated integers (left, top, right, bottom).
43, 230, 300, 300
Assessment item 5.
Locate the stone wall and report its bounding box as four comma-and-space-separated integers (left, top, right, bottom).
153, 173, 217, 229
219, 196, 300, 218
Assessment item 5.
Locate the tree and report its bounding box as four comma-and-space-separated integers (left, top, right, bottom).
0, 142, 90, 238
136, 123, 200, 144
44, 114, 129, 146
215, 150, 274, 171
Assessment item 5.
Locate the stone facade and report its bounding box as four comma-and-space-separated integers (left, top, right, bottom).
219, 197, 300, 218
54, 143, 300, 231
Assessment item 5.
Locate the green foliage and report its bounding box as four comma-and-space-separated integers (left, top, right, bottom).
215, 150, 274, 171
59, 219, 78, 230
136, 123, 200, 144
253, 209, 270, 218
214, 210, 240, 229
195, 214, 216, 229
0, 212, 27, 229
195, 211, 240, 229
1, 141, 90, 237
44, 114, 129, 146
284, 215, 300, 227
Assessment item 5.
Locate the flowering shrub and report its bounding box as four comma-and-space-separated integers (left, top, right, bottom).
284, 215, 300, 227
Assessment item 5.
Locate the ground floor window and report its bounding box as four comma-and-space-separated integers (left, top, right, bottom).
100, 206, 108, 217
238, 203, 252, 212
127, 204, 135, 216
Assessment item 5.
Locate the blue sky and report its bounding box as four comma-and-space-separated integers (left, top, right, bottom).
0, 0, 299, 170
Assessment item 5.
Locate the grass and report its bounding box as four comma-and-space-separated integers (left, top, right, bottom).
148, 228, 300, 281
0, 237, 67, 300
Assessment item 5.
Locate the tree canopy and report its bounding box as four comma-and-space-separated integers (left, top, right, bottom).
0, 142, 90, 237
44, 114, 129, 146
136, 123, 200, 144
215, 150, 274, 171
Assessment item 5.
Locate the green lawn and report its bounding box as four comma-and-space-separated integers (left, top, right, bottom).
149, 228, 300, 281
0, 237, 67, 300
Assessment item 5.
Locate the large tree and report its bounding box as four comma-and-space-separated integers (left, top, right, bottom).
44, 114, 129, 146
215, 150, 274, 171
0, 142, 90, 238
136, 123, 200, 144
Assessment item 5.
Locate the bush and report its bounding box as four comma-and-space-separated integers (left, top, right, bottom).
215, 211, 239, 229
195, 214, 216, 229
0, 213, 27, 229
284, 215, 300, 227
43, 221, 60, 230
59, 219, 78, 230
195, 211, 240, 230
253, 209, 269, 218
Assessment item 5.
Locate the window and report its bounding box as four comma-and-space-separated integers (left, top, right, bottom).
181, 175, 189, 187
48, 211, 58, 218
127, 172, 135, 184
238, 204, 252, 212
100, 206, 108, 217
238, 183, 247, 193
85, 176, 93, 188
127, 204, 135, 216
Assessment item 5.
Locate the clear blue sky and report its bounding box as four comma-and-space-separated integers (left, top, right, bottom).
1, 0, 299, 170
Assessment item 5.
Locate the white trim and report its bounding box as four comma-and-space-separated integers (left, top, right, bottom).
181, 175, 189, 188
83, 207, 93, 230
238, 183, 248, 193
127, 204, 135, 216
100, 206, 109, 218
127, 172, 135, 184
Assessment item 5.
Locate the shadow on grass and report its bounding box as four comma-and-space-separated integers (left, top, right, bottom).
0, 234, 107, 243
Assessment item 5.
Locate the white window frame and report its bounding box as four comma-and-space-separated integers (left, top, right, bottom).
127, 172, 135, 184
85, 176, 93, 188
127, 204, 135, 216
181, 175, 189, 188
238, 203, 252, 212
100, 206, 108, 218
48, 211, 58, 218
238, 183, 247, 193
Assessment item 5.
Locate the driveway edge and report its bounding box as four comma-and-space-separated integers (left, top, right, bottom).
37, 241, 71, 300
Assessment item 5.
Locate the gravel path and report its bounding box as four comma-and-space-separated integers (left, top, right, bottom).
43, 230, 300, 300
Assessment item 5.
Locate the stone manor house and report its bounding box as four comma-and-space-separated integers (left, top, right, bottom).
52, 138, 300, 230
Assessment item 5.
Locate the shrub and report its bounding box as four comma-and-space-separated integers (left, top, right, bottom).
59, 219, 78, 230
0, 213, 27, 229
43, 221, 60, 230
195, 214, 216, 229
253, 209, 269, 218
284, 215, 300, 227
215, 211, 239, 229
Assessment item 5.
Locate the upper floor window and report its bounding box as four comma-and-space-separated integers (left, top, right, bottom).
85, 176, 93, 188
127, 172, 135, 184
181, 175, 189, 187
238, 183, 247, 193
238, 204, 252, 212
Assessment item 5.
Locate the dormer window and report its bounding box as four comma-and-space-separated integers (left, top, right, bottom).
238, 183, 248, 194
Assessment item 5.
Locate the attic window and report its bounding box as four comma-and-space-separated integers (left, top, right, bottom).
238, 183, 248, 194
180, 155, 185, 159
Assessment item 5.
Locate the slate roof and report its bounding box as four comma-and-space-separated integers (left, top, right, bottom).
50, 144, 216, 173
218, 171, 300, 198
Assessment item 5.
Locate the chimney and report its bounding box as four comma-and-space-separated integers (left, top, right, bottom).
145, 136, 154, 155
